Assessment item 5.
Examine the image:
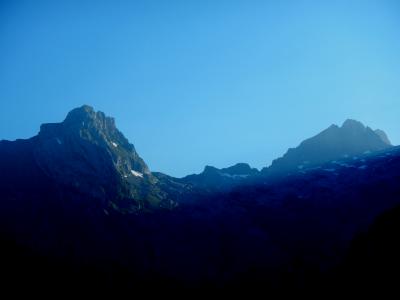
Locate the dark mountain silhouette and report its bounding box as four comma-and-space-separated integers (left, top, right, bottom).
181, 163, 259, 191
262, 119, 392, 177
0, 106, 399, 295
333, 203, 400, 294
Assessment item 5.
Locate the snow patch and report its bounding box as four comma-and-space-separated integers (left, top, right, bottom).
112, 142, 118, 148
131, 170, 143, 178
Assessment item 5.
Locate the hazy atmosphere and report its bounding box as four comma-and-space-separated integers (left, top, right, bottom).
1, 0, 400, 176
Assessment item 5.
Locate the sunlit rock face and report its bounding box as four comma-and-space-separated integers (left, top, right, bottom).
2, 105, 179, 212
36, 105, 150, 180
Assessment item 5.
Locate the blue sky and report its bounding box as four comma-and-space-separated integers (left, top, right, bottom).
1, 0, 400, 177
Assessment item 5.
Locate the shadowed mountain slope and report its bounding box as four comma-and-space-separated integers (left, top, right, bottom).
0, 106, 399, 295
262, 119, 392, 177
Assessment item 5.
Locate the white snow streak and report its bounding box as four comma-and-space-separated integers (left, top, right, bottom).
131, 170, 143, 178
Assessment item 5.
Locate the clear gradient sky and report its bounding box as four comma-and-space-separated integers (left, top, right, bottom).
1, 0, 400, 177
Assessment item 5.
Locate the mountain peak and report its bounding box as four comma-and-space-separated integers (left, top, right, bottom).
221, 163, 258, 175
33, 106, 155, 205
341, 119, 366, 131
202, 163, 257, 176
263, 119, 392, 176
64, 105, 95, 122
63, 105, 116, 131
374, 129, 392, 145
39, 105, 116, 138
203, 165, 219, 173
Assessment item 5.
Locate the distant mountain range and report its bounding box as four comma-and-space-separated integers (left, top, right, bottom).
2, 105, 392, 199
183, 117, 392, 190
180, 163, 258, 191
0, 105, 399, 295
263, 118, 391, 176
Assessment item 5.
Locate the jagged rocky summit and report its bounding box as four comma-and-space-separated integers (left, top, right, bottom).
1, 105, 181, 214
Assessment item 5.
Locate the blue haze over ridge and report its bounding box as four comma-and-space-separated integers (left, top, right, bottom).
0, 0, 400, 177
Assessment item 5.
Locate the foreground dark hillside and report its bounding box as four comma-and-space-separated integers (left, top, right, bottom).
0, 106, 399, 295
330, 203, 400, 294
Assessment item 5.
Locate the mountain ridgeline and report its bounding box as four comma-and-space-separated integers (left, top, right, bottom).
181, 163, 259, 191
261, 119, 392, 176
0, 105, 399, 294
183, 118, 392, 190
